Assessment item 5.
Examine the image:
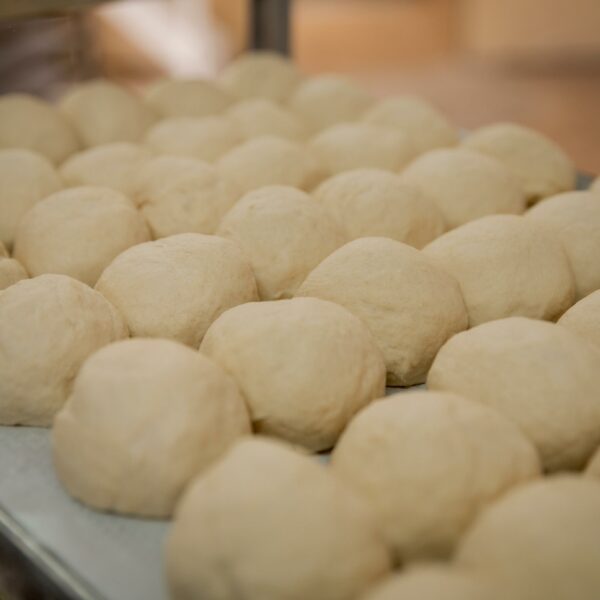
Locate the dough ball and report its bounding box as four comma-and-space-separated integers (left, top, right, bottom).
314, 168, 444, 248
455, 476, 600, 600
216, 185, 344, 299
310, 123, 414, 177
0, 257, 27, 290
400, 148, 526, 229
289, 75, 373, 133
217, 135, 320, 195
428, 317, 600, 471
0, 149, 62, 250
166, 437, 391, 600
585, 445, 600, 478
227, 98, 308, 141
53, 338, 250, 518
0, 274, 127, 426
296, 237, 468, 386
423, 215, 575, 326
59, 79, 157, 147
591, 176, 600, 193
363, 95, 459, 156
462, 123, 576, 205
0, 93, 79, 164
95, 233, 258, 347
526, 191, 600, 300
218, 51, 303, 103
332, 392, 539, 563
13, 186, 150, 286
200, 297, 385, 451
558, 290, 600, 351
145, 116, 242, 163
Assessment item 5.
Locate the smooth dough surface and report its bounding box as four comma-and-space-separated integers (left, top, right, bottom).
0, 257, 27, 290
558, 290, 600, 351
428, 317, 600, 471
585, 445, 600, 478
592, 177, 600, 193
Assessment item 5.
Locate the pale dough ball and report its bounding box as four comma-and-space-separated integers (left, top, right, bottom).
455, 476, 600, 600
13, 186, 150, 286
53, 338, 250, 517
59, 79, 157, 147
586, 445, 600, 478
428, 317, 600, 471
144, 116, 242, 163
95, 233, 258, 347
0, 149, 62, 250
0, 93, 79, 164
166, 437, 391, 600
310, 123, 414, 177
526, 191, 600, 300
296, 237, 468, 386
423, 215, 575, 326
200, 297, 385, 451
332, 392, 539, 563
218, 51, 303, 103
314, 168, 444, 248
0, 257, 27, 290
363, 95, 458, 156
400, 148, 526, 229
592, 176, 600, 193
462, 123, 576, 205
289, 75, 373, 133
0, 241, 6, 257
558, 290, 600, 351
0, 274, 127, 426
216, 185, 344, 300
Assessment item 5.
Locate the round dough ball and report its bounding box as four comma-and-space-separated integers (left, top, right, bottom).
59, 79, 157, 147
585, 445, 600, 478
558, 290, 600, 351
296, 237, 468, 386
314, 168, 444, 248
0, 257, 27, 290
95, 233, 258, 347
145, 116, 242, 163
200, 297, 385, 451
363, 95, 459, 156
13, 186, 150, 286
591, 176, 600, 193
289, 75, 373, 133
332, 392, 539, 563
428, 317, 600, 471
423, 215, 575, 326
166, 437, 391, 600
0, 274, 127, 426
462, 123, 576, 205
218, 51, 303, 103
400, 148, 526, 229
526, 191, 600, 300
53, 338, 250, 517
0, 93, 79, 164
455, 476, 600, 600
216, 185, 344, 299
0, 149, 62, 250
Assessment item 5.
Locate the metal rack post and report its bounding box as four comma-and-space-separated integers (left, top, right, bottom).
250, 0, 291, 55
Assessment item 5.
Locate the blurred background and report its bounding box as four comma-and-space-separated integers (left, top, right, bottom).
1, 0, 599, 172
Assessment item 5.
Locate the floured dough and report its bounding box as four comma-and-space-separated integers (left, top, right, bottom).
0, 255, 27, 290
585, 445, 600, 478
591, 177, 600, 193
558, 290, 600, 351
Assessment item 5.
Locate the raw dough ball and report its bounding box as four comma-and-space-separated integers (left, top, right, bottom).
423, 215, 575, 326
558, 290, 600, 351
96, 233, 258, 347
216, 185, 344, 299
0, 256, 27, 290
462, 123, 576, 205
166, 437, 391, 600
0, 93, 79, 164
310, 123, 414, 176
428, 317, 600, 471
217, 135, 320, 195
455, 476, 600, 600
526, 191, 600, 300
586, 446, 600, 478
145, 116, 242, 163
0, 149, 62, 250
289, 75, 373, 133
362, 95, 459, 156
296, 237, 468, 386
218, 51, 303, 103
400, 148, 526, 229
314, 168, 444, 248
53, 338, 250, 517
200, 297, 385, 451
0, 275, 127, 426
59, 79, 156, 147
592, 177, 600, 193
13, 186, 150, 286
332, 392, 539, 563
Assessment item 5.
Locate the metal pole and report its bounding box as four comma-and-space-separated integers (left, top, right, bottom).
250, 0, 291, 55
